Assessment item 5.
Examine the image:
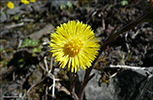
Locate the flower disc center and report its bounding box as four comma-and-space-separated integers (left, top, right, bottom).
66, 38, 83, 55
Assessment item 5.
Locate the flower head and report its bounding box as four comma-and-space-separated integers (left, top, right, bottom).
7, 1, 14, 9
30, 0, 36, 2
21, 0, 30, 5
49, 20, 100, 72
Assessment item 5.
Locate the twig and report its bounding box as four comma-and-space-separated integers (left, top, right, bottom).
45, 85, 48, 100
44, 57, 48, 72
38, 57, 57, 99
3, 96, 18, 99
48, 56, 55, 100
39, 62, 46, 72
27, 76, 46, 93
13, 71, 16, 81
104, 65, 146, 70
0, 66, 13, 76
48, 73, 55, 100
102, 65, 149, 78
101, 12, 105, 31
49, 79, 61, 90
17, 39, 23, 48
55, 83, 71, 95
5, 22, 24, 29
49, 57, 53, 73
72, 92, 79, 100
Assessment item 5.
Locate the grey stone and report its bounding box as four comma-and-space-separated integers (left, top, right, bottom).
6, 6, 24, 15
28, 24, 54, 41
50, 0, 72, 6
0, 11, 7, 23
77, 67, 153, 100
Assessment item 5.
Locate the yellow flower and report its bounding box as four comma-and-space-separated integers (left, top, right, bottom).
30, 0, 36, 2
21, 0, 30, 5
7, 1, 14, 9
49, 20, 100, 72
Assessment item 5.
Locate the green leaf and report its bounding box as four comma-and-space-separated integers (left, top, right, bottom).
19, 64, 24, 68
109, 4, 113, 8
0, 47, 4, 52
21, 38, 39, 47
60, 4, 66, 10
121, 0, 128, 6
13, 14, 21, 21
5, 61, 9, 65
18, 59, 24, 63
126, 52, 133, 61
67, 1, 72, 8
32, 47, 41, 53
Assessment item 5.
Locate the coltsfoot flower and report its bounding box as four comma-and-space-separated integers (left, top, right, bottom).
30, 0, 36, 2
7, 1, 14, 9
21, 0, 30, 5
49, 20, 100, 72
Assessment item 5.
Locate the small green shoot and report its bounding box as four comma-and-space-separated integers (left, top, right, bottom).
121, 0, 128, 6
21, 38, 39, 48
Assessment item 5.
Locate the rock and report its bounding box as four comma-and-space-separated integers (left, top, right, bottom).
77, 69, 115, 100
28, 24, 54, 41
1, 82, 21, 99
6, 6, 24, 15
0, 11, 7, 23
50, 0, 72, 6
28, 68, 42, 85
77, 67, 153, 100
